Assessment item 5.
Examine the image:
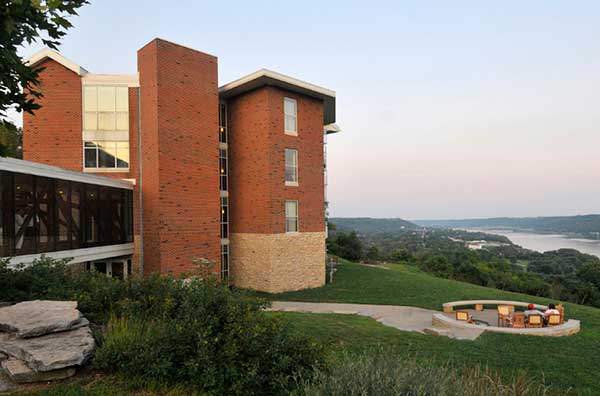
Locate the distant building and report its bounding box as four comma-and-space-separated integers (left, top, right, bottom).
5, 38, 340, 293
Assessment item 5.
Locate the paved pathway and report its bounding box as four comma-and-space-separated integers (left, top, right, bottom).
270, 301, 484, 340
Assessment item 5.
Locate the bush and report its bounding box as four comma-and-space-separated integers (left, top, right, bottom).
1, 258, 325, 394
298, 351, 561, 396
95, 279, 324, 395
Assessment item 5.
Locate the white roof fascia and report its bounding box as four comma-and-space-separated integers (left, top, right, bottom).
0, 157, 134, 190
219, 68, 335, 98
24, 48, 88, 76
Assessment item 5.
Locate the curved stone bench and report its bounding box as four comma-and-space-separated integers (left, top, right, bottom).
432, 313, 580, 337
442, 300, 547, 313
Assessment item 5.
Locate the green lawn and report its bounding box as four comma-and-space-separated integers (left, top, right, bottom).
262, 261, 600, 396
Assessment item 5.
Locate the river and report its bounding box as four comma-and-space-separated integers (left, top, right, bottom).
465, 229, 600, 258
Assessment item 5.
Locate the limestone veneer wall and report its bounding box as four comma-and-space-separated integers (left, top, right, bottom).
230, 232, 325, 293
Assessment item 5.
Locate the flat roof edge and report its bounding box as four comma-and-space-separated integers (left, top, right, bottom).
0, 157, 134, 189
219, 68, 335, 98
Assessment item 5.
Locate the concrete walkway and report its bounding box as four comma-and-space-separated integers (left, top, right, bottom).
270, 301, 484, 340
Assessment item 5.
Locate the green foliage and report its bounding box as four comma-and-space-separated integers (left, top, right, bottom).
327, 231, 363, 261
2, 257, 324, 395
0, 0, 88, 117
95, 279, 324, 395
269, 261, 600, 394
0, 119, 22, 158
298, 350, 557, 396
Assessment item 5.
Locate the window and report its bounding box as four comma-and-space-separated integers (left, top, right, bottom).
284, 97, 297, 135
219, 103, 227, 144
285, 149, 298, 184
285, 200, 298, 233
220, 149, 228, 191
83, 86, 129, 131
220, 196, 228, 239
221, 243, 230, 279
84, 141, 129, 169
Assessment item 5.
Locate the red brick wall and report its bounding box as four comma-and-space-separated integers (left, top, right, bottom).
228, 86, 325, 234
138, 39, 221, 275
23, 59, 83, 171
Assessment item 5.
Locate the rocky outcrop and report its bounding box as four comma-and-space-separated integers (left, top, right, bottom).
2, 358, 76, 384
0, 300, 88, 338
0, 301, 95, 387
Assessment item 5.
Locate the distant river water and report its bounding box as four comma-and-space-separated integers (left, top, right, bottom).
465, 229, 600, 259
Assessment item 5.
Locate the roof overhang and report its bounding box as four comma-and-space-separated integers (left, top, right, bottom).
219, 69, 336, 125
324, 123, 342, 135
25, 48, 88, 76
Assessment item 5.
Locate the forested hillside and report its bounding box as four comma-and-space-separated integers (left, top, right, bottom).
413, 214, 600, 237
331, 217, 418, 233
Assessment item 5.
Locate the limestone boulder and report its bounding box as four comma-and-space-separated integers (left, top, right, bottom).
2, 358, 76, 384
0, 327, 95, 372
0, 300, 87, 338
0, 369, 16, 393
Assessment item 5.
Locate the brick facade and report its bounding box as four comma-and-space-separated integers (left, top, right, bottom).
227, 86, 326, 291
21, 39, 333, 291
138, 39, 221, 276
23, 59, 83, 171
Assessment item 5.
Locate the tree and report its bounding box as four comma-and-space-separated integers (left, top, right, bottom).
365, 245, 379, 261
389, 248, 411, 262
328, 231, 363, 261
1, 0, 89, 118
0, 119, 22, 158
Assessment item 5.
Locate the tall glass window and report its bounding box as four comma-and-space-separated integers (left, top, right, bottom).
221, 243, 229, 279
85, 185, 99, 244
35, 177, 54, 252
83, 86, 129, 131
84, 141, 129, 170
220, 196, 228, 239
70, 182, 82, 247
55, 180, 70, 250
0, 172, 133, 259
219, 103, 227, 144
285, 149, 298, 184
14, 173, 35, 255
284, 97, 297, 135
285, 200, 299, 233
220, 149, 228, 191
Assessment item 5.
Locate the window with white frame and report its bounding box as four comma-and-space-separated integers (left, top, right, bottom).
284, 97, 297, 134
83, 86, 129, 131
285, 200, 298, 233
285, 149, 298, 184
84, 141, 129, 169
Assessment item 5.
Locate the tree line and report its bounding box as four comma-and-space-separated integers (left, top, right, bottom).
327, 224, 600, 308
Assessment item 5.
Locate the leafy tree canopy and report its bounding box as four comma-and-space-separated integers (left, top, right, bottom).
0, 0, 88, 118
0, 119, 22, 158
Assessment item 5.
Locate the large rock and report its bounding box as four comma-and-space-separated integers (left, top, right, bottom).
0, 327, 94, 372
2, 358, 75, 384
0, 369, 16, 393
0, 300, 88, 338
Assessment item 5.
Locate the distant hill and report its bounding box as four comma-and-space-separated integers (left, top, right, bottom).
413, 214, 600, 237
330, 217, 419, 234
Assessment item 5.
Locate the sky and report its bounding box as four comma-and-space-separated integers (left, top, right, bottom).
8, 1, 600, 220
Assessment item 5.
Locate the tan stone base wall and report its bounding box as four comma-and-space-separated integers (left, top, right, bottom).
230, 232, 326, 293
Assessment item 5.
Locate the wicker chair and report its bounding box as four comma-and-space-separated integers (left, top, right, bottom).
557, 305, 565, 324
456, 311, 470, 322
497, 305, 511, 327
527, 314, 543, 328
511, 312, 525, 328
547, 314, 561, 327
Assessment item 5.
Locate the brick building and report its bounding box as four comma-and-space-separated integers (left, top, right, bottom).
16, 38, 339, 292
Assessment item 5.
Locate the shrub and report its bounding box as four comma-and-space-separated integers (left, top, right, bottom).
94, 279, 325, 395
298, 350, 562, 396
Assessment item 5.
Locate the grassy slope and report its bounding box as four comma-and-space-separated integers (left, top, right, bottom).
264, 261, 600, 396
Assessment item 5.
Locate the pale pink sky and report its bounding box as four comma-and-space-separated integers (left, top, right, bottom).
6, 1, 600, 220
